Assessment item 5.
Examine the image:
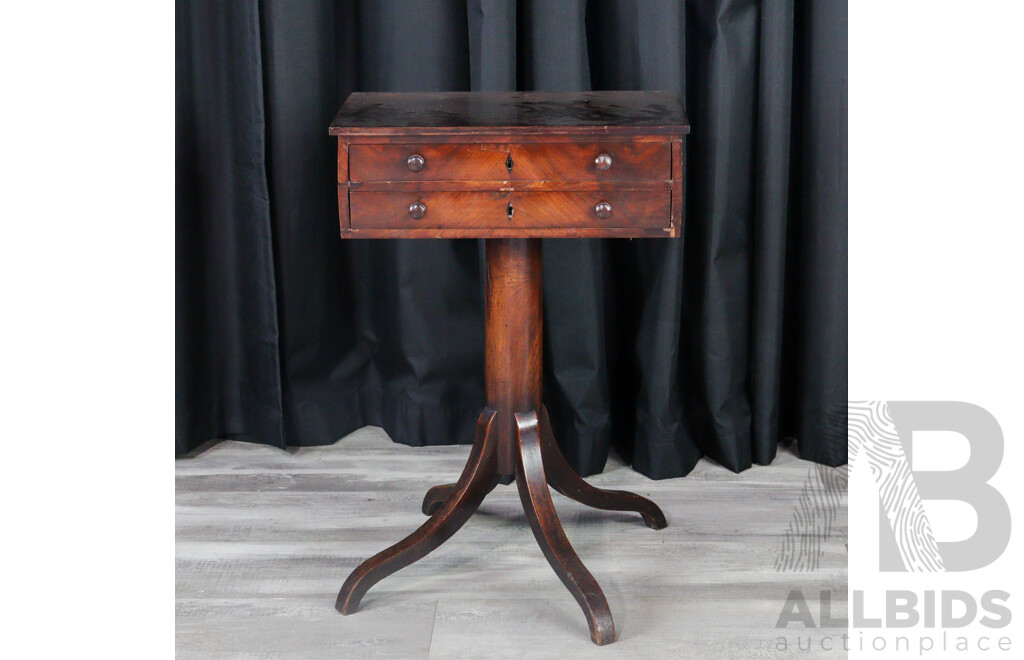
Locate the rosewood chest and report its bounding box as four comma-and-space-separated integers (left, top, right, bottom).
330, 91, 689, 646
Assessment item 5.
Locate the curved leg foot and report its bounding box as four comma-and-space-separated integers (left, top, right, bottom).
514, 411, 616, 646
336, 409, 499, 614
421, 483, 456, 516
540, 406, 667, 530
422, 478, 505, 515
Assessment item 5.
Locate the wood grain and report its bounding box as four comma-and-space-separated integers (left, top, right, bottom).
337, 139, 350, 231
350, 143, 511, 182
330, 91, 690, 136
510, 141, 670, 182
341, 226, 676, 239
538, 406, 666, 530
345, 133, 676, 144
670, 138, 683, 232
333, 91, 687, 240
349, 180, 671, 192
484, 240, 543, 476
348, 141, 670, 183
515, 411, 615, 646
336, 409, 499, 614
349, 191, 670, 232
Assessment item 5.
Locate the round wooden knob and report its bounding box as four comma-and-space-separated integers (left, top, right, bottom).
595, 153, 613, 171
409, 202, 426, 219
407, 154, 425, 172
594, 201, 612, 219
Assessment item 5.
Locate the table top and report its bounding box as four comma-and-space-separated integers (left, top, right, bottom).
329, 91, 689, 137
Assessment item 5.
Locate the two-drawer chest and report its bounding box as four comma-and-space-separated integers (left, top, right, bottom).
329, 91, 689, 645
331, 91, 686, 239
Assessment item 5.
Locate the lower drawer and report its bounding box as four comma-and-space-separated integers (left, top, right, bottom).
349, 190, 670, 232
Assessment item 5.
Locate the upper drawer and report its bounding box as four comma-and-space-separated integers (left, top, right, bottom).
350, 143, 509, 182
348, 141, 671, 183
510, 142, 670, 182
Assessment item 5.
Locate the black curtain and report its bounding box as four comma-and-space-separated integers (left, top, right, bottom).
176, 0, 848, 479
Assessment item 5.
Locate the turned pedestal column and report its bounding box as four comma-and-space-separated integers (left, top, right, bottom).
336, 239, 666, 646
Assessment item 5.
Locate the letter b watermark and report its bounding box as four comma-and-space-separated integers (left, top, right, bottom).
854, 401, 1011, 572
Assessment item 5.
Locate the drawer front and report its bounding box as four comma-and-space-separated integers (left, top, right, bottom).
510, 142, 670, 182
349, 143, 509, 182
350, 191, 670, 231
349, 141, 672, 183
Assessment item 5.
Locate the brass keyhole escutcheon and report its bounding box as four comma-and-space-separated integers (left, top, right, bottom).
505, 153, 514, 173
506, 202, 514, 220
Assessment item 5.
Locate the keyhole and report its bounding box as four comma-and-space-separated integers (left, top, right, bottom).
506, 202, 514, 220
505, 153, 513, 172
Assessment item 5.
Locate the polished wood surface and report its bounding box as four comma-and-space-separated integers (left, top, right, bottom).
514, 411, 616, 646
332, 91, 681, 645
349, 141, 670, 183
349, 191, 670, 231
336, 409, 499, 614
538, 406, 667, 530
510, 141, 670, 182
420, 405, 668, 528
333, 91, 688, 239
350, 142, 512, 182
485, 240, 542, 477
341, 142, 678, 238
330, 91, 689, 136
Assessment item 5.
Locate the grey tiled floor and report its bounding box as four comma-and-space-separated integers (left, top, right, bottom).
176, 427, 847, 658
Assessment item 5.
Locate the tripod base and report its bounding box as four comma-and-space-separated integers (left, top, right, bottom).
336, 405, 666, 646
336, 239, 666, 645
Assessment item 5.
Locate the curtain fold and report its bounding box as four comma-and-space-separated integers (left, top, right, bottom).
175, 0, 284, 451
176, 0, 848, 479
